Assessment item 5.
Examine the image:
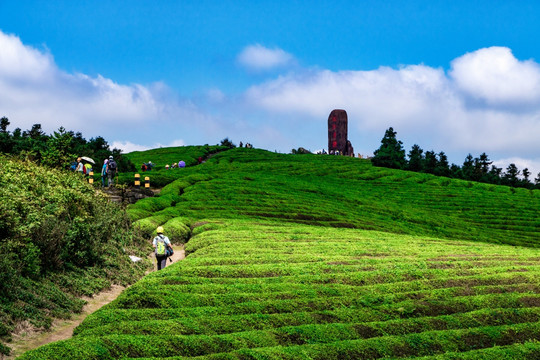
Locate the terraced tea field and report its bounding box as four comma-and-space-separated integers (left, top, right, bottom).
20, 148, 540, 358
129, 148, 539, 247
21, 221, 540, 358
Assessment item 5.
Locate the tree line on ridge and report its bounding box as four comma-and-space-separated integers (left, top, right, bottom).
0, 117, 135, 171
372, 127, 539, 189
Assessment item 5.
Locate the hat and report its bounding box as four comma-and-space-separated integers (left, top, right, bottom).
156, 226, 164, 234
109, 155, 113, 159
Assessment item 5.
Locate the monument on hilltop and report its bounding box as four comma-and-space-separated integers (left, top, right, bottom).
328, 109, 354, 156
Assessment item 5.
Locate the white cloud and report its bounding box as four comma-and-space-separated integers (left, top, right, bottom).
0, 31, 54, 82
243, 47, 540, 168
0, 30, 208, 146
1, 30, 538, 176
493, 157, 540, 179
111, 139, 186, 153
245, 65, 452, 127
237, 44, 295, 71
450, 47, 540, 106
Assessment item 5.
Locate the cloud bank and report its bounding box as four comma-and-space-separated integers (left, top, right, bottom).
0, 29, 538, 177
243, 47, 540, 175
0, 30, 214, 149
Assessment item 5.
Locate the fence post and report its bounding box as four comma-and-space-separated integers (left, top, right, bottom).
145, 176, 150, 189
134, 174, 140, 189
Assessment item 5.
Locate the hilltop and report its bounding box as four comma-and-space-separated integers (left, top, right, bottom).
127, 147, 539, 247
17, 147, 540, 359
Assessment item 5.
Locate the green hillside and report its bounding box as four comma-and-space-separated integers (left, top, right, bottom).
19, 148, 540, 359
129, 148, 539, 247
118, 145, 226, 187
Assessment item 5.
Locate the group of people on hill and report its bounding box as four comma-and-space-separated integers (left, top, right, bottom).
74, 156, 117, 187
164, 160, 186, 170
141, 155, 208, 172
141, 161, 154, 171
239, 141, 253, 148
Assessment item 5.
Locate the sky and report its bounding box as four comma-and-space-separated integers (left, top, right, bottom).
1, 1, 539, 177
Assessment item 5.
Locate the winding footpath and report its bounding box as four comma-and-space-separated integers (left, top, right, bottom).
5, 245, 185, 359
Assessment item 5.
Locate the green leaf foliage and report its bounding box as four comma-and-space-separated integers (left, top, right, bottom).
21, 221, 540, 359
16, 147, 540, 359
0, 155, 149, 354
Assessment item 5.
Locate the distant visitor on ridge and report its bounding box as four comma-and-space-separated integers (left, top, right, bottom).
328, 109, 354, 156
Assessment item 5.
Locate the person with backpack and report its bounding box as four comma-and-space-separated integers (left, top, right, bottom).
101, 159, 108, 187
107, 155, 117, 187
84, 163, 92, 177
153, 226, 173, 270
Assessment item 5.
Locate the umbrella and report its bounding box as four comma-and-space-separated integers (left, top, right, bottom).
81, 156, 95, 164
178, 161, 186, 168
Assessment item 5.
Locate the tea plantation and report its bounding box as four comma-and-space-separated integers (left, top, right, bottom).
20, 148, 540, 359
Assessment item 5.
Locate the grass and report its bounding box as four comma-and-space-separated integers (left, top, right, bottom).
18, 147, 540, 359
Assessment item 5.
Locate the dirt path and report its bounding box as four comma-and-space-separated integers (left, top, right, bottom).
5, 244, 185, 359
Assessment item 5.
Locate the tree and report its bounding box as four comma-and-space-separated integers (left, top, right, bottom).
291, 147, 311, 154
0, 117, 13, 153
87, 136, 112, 164
478, 153, 492, 174
461, 154, 474, 180
423, 150, 437, 174
450, 164, 462, 178
372, 127, 406, 169
220, 137, 236, 149
502, 163, 520, 187
24, 124, 45, 139
18, 124, 48, 161
521, 168, 532, 188
407, 144, 424, 172
522, 168, 530, 182
488, 165, 502, 185
434, 152, 451, 177
69, 131, 88, 156
41, 127, 75, 168
0, 117, 9, 133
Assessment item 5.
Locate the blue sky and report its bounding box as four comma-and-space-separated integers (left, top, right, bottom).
1, 1, 539, 175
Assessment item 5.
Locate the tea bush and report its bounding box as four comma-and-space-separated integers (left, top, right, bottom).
16, 148, 540, 359
21, 221, 540, 359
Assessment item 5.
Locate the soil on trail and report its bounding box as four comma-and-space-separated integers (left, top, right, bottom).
5, 244, 185, 359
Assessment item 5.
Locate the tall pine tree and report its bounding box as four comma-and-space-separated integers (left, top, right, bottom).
372, 127, 406, 169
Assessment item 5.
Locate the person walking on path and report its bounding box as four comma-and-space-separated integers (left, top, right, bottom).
153, 226, 173, 270
107, 155, 117, 187
101, 159, 108, 187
